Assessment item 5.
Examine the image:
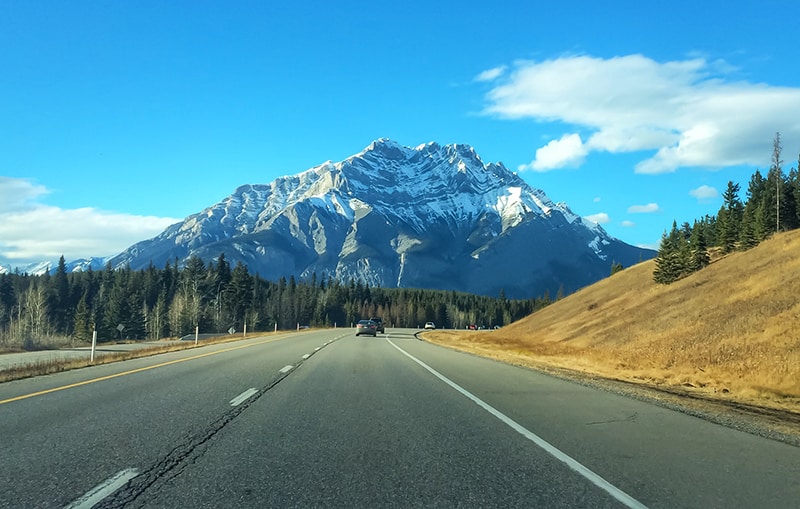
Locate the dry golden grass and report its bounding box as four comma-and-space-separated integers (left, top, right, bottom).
424, 230, 800, 413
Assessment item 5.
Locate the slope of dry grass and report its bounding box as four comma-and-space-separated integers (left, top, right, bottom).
424, 230, 800, 413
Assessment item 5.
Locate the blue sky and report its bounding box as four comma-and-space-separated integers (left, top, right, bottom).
2, 1, 800, 268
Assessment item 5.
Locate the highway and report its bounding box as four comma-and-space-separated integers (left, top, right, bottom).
1, 328, 798, 508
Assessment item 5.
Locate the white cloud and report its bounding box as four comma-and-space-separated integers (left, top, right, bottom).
0, 177, 49, 212
584, 212, 610, 224
689, 184, 719, 201
518, 133, 588, 171
628, 203, 660, 213
474, 66, 507, 82
0, 178, 179, 266
482, 54, 800, 173
621, 220, 636, 227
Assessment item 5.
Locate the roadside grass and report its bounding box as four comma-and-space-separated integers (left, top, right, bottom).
0, 332, 285, 383
423, 229, 800, 414
0, 333, 75, 353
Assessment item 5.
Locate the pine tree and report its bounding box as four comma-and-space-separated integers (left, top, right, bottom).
782, 167, 799, 230
719, 181, 742, 252
793, 157, 800, 226
226, 262, 253, 327
739, 203, 759, 250
0, 274, 16, 330
689, 221, 710, 271
72, 292, 93, 343
653, 230, 678, 284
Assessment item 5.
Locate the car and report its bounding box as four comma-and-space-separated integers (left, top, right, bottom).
355, 319, 378, 336
369, 317, 385, 333
424, 322, 436, 330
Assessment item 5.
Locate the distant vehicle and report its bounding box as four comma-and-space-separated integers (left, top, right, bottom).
369, 317, 385, 333
468, 324, 477, 330
424, 322, 436, 330
356, 320, 378, 337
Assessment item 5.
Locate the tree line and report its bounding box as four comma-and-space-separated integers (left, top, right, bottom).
0, 253, 550, 347
654, 132, 800, 284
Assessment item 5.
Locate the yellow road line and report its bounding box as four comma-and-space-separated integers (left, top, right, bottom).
0, 337, 283, 406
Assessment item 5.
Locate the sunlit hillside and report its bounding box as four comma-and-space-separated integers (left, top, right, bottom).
425, 230, 800, 412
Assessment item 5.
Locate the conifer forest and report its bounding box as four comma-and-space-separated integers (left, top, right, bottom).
654, 133, 800, 283
0, 253, 549, 348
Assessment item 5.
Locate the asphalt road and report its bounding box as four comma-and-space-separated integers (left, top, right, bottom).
1, 328, 798, 508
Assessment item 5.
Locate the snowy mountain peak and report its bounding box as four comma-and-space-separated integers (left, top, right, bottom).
105, 139, 654, 298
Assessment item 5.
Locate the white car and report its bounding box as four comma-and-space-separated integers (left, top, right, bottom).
424, 322, 436, 330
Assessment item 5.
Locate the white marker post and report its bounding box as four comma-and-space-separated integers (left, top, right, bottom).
195, 325, 199, 346
90, 329, 97, 363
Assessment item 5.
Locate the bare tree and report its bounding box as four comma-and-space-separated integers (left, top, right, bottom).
772, 132, 783, 233
23, 283, 50, 346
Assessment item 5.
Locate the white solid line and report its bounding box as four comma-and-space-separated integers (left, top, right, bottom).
65, 468, 139, 509
279, 364, 293, 374
229, 388, 258, 407
386, 339, 649, 509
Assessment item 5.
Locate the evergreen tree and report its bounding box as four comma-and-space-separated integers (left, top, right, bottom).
101, 283, 128, 342
0, 274, 16, 330
719, 181, 742, 252
739, 203, 759, 250
72, 292, 93, 343
793, 158, 800, 226
52, 256, 72, 334
653, 230, 679, 284
689, 221, 710, 271
226, 262, 253, 328
782, 167, 799, 230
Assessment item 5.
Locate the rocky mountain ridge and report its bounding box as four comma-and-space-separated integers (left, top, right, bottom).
9, 140, 655, 298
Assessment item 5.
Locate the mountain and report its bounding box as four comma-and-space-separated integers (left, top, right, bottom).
0, 257, 109, 276
107, 139, 654, 298
0, 260, 55, 276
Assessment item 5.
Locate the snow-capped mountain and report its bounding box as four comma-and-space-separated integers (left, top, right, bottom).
0, 260, 55, 276
0, 257, 108, 276
106, 139, 653, 298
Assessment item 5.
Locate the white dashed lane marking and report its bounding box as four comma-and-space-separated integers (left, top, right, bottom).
229, 388, 259, 407
65, 468, 140, 509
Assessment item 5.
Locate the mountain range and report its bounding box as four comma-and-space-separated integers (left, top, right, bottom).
5, 139, 654, 298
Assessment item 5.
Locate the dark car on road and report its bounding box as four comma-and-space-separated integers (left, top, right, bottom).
369, 317, 385, 333
355, 320, 378, 337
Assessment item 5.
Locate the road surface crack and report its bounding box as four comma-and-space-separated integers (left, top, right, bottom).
585, 412, 638, 426
93, 360, 310, 507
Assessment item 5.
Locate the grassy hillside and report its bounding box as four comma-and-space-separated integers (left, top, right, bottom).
425, 229, 800, 413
